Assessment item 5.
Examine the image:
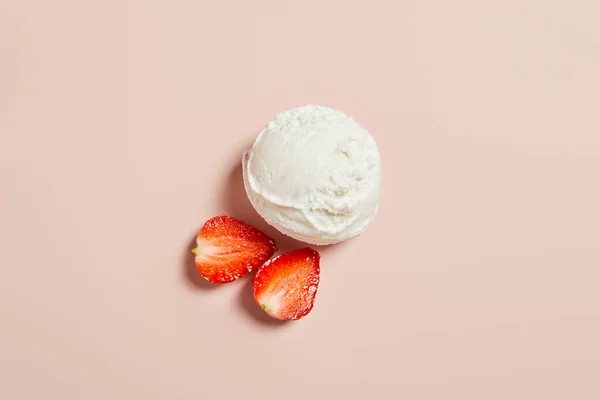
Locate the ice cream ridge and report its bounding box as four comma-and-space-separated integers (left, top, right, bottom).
243, 105, 381, 245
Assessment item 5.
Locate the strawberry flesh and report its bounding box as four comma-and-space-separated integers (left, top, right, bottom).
252, 248, 320, 320
193, 216, 276, 284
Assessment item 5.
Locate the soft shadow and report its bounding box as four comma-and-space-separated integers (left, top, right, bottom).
181, 235, 219, 290
220, 144, 299, 254
219, 139, 354, 258
237, 277, 287, 327
314, 238, 352, 255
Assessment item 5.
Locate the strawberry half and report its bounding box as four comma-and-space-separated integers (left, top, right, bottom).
192, 216, 276, 284
252, 248, 320, 320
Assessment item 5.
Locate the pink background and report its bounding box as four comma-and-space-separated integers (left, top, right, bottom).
2, 1, 599, 399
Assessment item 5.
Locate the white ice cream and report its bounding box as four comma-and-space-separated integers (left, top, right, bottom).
242, 105, 381, 245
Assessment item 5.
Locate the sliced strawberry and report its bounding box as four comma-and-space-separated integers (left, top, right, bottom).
192, 216, 276, 284
252, 248, 320, 320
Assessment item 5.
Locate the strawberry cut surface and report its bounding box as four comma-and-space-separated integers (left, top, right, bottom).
193, 216, 276, 284
252, 247, 320, 320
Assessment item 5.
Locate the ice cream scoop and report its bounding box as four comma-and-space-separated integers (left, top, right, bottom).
242, 105, 381, 245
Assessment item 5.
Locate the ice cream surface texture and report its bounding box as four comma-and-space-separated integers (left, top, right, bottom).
242, 105, 381, 245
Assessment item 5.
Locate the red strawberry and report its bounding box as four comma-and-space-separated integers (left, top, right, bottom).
192, 216, 276, 284
252, 248, 320, 320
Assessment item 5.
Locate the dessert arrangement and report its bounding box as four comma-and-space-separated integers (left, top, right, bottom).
192, 105, 381, 320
